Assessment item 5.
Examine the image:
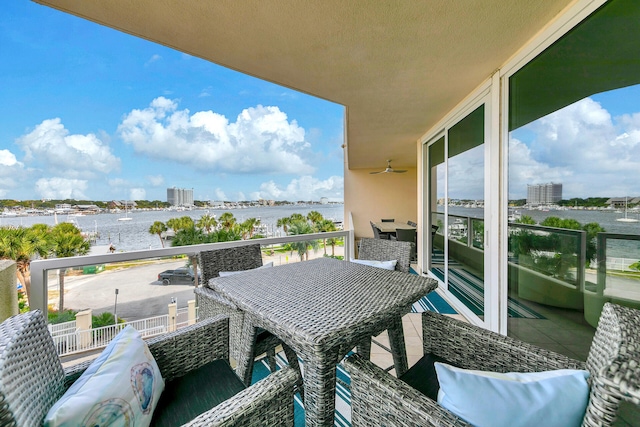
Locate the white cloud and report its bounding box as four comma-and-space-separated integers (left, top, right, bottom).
118, 97, 314, 175
0, 149, 22, 167
145, 54, 162, 66
17, 118, 120, 178
130, 188, 146, 200
35, 177, 88, 199
147, 175, 164, 186
510, 97, 640, 198
253, 175, 344, 201
108, 178, 130, 188
214, 188, 227, 201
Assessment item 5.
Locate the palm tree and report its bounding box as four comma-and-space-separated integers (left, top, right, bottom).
241, 217, 261, 239
316, 219, 337, 255
50, 223, 90, 312
277, 217, 291, 235
307, 210, 324, 225
197, 214, 217, 233
0, 225, 51, 304
219, 212, 236, 231
288, 220, 320, 261
289, 213, 305, 222
166, 217, 183, 234
148, 221, 168, 247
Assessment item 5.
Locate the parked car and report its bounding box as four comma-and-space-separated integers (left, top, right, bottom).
157, 267, 196, 286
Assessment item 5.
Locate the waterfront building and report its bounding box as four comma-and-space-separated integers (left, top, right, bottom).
526, 183, 562, 205
167, 187, 194, 207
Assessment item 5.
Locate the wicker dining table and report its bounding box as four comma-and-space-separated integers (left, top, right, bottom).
206, 257, 438, 427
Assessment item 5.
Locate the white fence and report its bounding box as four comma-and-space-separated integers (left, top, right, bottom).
49, 307, 195, 357
606, 257, 640, 272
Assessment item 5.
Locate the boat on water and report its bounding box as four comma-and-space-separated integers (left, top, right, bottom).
118, 205, 133, 221
616, 197, 638, 223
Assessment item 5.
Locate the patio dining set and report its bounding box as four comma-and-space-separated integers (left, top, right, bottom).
1, 239, 640, 426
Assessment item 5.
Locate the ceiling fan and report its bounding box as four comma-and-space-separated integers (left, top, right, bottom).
370, 159, 407, 174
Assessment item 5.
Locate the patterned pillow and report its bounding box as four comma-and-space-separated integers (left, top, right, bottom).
44, 326, 165, 427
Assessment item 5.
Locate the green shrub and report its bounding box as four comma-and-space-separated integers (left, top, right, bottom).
48, 309, 77, 324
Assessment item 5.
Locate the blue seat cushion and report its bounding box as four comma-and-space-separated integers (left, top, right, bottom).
150, 359, 245, 427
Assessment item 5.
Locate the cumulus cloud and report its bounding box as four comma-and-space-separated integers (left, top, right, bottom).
252, 175, 344, 201
130, 188, 146, 200
118, 97, 314, 175
214, 188, 227, 201
0, 150, 26, 196
17, 118, 120, 178
35, 177, 88, 199
147, 175, 164, 186
510, 97, 640, 198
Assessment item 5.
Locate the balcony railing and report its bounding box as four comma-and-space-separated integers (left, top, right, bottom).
30, 230, 354, 319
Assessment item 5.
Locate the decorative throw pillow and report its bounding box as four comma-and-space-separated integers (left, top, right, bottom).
44, 326, 165, 427
350, 258, 397, 270
218, 261, 274, 277
434, 362, 590, 427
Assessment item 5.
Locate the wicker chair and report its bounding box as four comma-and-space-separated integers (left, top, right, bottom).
194, 245, 301, 386
344, 304, 640, 427
0, 310, 299, 427
358, 237, 413, 273
370, 221, 391, 240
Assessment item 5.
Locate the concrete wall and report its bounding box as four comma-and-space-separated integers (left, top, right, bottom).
344, 167, 417, 239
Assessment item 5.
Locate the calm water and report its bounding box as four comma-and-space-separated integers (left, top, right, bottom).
442, 206, 640, 259
0, 204, 344, 252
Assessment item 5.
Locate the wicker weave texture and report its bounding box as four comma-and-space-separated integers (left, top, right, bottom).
197, 244, 271, 363
357, 238, 413, 273
344, 304, 640, 427
0, 312, 298, 427
210, 257, 437, 427
0, 310, 65, 427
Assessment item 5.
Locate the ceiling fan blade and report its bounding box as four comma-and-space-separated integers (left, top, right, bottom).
392, 169, 407, 173
369, 170, 386, 174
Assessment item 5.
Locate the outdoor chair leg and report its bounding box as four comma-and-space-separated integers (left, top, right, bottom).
267, 347, 277, 372
283, 344, 305, 402
356, 338, 372, 360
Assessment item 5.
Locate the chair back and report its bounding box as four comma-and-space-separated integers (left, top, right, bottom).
199, 244, 263, 284
358, 238, 412, 273
583, 302, 640, 425
396, 228, 417, 243
370, 221, 383, 239
381, 218, 395, 222
0, 310, 65, 426
407, 220, 417, 227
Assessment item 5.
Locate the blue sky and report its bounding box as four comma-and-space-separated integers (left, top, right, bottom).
0, 2, 345, 203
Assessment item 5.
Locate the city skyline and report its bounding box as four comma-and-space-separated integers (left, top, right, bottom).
0, 2, 344, 203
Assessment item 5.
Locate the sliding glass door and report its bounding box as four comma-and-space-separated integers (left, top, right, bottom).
426, 101, 488, 322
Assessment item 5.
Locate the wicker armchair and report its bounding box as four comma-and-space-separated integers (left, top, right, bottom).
344, 303, 640, 427
194, 245, 301, 386
0, 310, 299, 427
358, 237, 413, 273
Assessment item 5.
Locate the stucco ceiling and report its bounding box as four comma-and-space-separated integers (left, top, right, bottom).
34, 0, 574, 170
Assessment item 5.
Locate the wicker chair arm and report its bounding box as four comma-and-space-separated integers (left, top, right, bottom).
146, 315, 230, 382
182, 366, 299, 427
422, 311, 585, 373
344, 354, 470, 427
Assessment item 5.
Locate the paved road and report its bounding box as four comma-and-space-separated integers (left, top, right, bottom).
61, 259, 198, 321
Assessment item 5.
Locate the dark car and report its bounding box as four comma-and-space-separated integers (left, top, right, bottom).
157, 267, 196, 285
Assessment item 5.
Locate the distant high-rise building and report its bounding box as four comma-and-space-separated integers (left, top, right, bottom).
527, 183, 562, 205
167, 187, 194, 206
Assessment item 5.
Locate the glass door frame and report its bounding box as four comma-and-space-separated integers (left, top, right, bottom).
421, 87, 496, 329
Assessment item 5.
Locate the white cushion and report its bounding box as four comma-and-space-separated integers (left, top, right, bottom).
435, 362, 590, 427
219, 261, 274, 277
45, 326, 165, 427
350, 258, 397, 270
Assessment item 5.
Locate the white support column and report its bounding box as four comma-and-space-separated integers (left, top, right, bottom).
188, 299, 196, 325
76, 309, 93, 349
0, 260, 18, 322
168, 303, 177, 332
